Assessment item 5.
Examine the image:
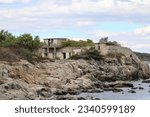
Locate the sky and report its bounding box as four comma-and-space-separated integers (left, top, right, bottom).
0, 0, 150, 53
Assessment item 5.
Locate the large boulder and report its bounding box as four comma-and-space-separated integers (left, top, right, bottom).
139, 61, 150, 79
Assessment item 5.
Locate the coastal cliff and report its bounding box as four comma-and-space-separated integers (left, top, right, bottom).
0, 49, 150, 99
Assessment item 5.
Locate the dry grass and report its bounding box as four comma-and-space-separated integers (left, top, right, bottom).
0, 47, 20, 62
0, 47, 54, 63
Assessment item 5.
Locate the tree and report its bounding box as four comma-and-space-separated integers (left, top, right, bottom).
17, 33, 33, 49
17, 34, 42, 51
86, 39, 94, 46
0, 30, 15, 42
0, 30, 16, 47
32, 36, 43, 51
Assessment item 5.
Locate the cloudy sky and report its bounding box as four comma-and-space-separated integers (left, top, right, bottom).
0, 0, 150, 53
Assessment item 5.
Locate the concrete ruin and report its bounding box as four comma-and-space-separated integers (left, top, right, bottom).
95, 39, 133, 57
41, 37, 135, 60
41, 38, 84, 60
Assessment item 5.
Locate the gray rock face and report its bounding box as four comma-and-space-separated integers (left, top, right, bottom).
0, 52, 150, 99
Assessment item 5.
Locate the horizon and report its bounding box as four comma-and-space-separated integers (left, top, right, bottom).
0, 0, 150, 53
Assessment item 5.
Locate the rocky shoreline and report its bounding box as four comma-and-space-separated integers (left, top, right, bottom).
0, 52, 150, 100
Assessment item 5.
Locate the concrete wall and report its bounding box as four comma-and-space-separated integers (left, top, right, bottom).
44, 39, 67, 47
44, 40, 49, 45
56, 52, 63, 60
73, 48, 82, 55
48, 53, 53, 58
41, 43, 85, 59
42, 38, 85, 59
57, 47, 82, 60
107, 46, 132, 57
53, 40, 58, 45
95, 43, 132, 57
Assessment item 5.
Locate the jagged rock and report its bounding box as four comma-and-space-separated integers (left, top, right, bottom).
139, 87, 144, 90
0, 51, 150, 99
128, 90, 136, 93
103, 88, 123, 92
112, 88, 123, 92
142, 79, 150, 83
77, 97, 86, 100
56, 94, 78, 100
131, 87, 138, 89
86, 89, 104, 93
36, 88, 52, 97
139, 62, 150, 79
104, 82, 134, 88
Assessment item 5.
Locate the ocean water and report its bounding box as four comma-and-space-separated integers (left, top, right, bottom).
78, 62, 150, 100
79, 81, 150, 100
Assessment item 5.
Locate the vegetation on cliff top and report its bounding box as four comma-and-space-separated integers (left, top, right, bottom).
0, 30, 43, 63
62, 39, 94, 47
70, 48, 104, 61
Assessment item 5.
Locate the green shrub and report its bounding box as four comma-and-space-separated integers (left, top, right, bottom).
70, 48, 104, 61
0, 30, 44, 63
62, 39, 94, 47
106, 52, 125, 59
19, 48, 33, 62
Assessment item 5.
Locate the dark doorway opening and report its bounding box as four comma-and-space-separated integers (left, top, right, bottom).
63, 53, 66, 59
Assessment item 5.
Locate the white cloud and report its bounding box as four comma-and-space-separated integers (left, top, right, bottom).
91, 25, 150, 52
76, 21, 94, 27
0, 0, 31, 4
0, 0, 150, 53
132, 44, 150, 49
134, 26, 150, 35
91, 30, 116, 38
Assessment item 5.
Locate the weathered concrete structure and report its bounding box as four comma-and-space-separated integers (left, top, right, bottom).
41, 37, 135, 60
95, 40, 133, 57
41, 38, 83, 60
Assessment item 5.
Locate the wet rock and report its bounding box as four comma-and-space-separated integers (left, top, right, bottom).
112, 88, 123, 92
94, 98, 101, 100
87, 89, 104, 93
128, 90, 136, 93
142, 79, 150, 83
56, 94, 78, 100
131, 87, 138, 89
139, 87, 144, 90
104, 82, 134, 88
103, 88, 114, 91
77, 97, 86, 100
116, 83, 134, 88
103, 88, 123, 92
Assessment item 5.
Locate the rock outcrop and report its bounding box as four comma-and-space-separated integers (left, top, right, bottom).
0, 52, 150, 99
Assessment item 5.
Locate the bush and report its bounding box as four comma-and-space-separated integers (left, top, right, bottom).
70, 48, 104, 61
106, 53, 125, 59
106, 41, 120, 46
20, 48, 33, 60
62, 39, 94, 47
0, 30, 44, 63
